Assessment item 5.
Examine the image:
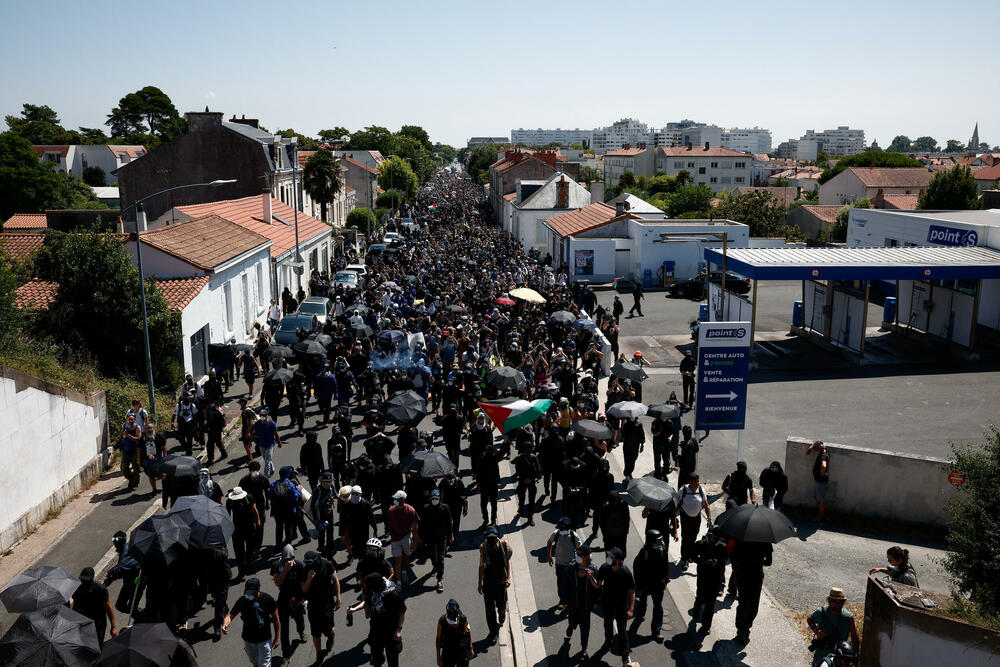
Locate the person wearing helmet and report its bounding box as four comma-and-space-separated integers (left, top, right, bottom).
691, 526, 728, 634
807, 588, 860, 666
632, 529, 670, 642
828, 640, 858, 667
436, 599, 474, 667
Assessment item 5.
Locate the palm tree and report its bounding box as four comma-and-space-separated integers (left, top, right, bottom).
303, 148, 343, 223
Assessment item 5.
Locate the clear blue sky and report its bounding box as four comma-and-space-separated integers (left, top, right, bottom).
1, 0, 995, 148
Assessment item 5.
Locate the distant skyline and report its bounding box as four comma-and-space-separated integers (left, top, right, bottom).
1, 1, 996, 149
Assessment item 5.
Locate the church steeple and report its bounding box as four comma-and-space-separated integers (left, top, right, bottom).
969, 122, 980, 151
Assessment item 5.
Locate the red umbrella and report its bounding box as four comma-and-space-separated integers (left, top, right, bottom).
495, 297, 515, 306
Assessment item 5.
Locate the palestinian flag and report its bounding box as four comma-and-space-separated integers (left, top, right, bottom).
477, 399, 552, 434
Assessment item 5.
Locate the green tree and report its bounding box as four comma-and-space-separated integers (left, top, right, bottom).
569, 143, 586, 151
389, 134, 434, 183
0, 132, 65, 219
913, 136, 940, 152
78, 127, 110, 144
106, 86, 184, 144
771, 176, 790, 187
944, 139, 965, 153
944, 426, 1000, 621
578, 166, 599, 183
618, 171, 636, 189
346, 207, 377, 236
83, 166, 106, 187
887, 135, 912, 153
302, 149, 343, 223
317, 127, 350, 144
0, 249, 20, 342
917, 165, 980, 210
274, 129, 318, 151
346, 126, 395, 156
818, 149, 924, 184
33, 231, 181, 385
4, 103, 75, 144
978, 142, 992, 153
649, 174, 678, 196
675, 170, 692, 187
713, 189, 795, 238
434, 143, 457, 165
377, 156, 419, 200
831, 198, 872, 242
54, 172, 106, 209
666, 184, 714, 218
815, 150, 831, 169
398, 125, 433, 152
376, 191, 404, 209
464, 144, 501, 185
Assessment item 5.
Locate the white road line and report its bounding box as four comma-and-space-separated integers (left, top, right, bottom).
497, 459, 548, 667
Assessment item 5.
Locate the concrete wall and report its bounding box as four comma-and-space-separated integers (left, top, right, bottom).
0, 367, 108, 552
860, 577, 1000, 667
783, 437, 960, 528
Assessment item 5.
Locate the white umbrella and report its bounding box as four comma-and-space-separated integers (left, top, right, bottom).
607, 401, 648, 419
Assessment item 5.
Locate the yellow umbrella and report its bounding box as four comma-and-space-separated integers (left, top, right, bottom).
509, 287, 546, 303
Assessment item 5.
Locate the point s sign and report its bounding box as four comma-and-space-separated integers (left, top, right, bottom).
927, 225, 978, 247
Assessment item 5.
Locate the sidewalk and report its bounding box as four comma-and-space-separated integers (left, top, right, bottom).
0, 375, 255, 633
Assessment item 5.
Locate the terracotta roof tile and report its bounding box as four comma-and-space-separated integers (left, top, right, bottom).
0, 233, 46, 263
14, 279, 58, 309
546, 202, 624, 238
3, 213, 48, 230
31, 146, 69, 158
176, 195, 332, 258
847, 167, 933, 188
800, 206, 841, 224
658, 146, 749, 157
107, 145, 146, 159
973, 163, 1000, 181
604, 147, 649, 157
140, 214, 271, 271
503, 192, 518, 202
879, 194, 920, 210
342, 156, 377, 174
156, 276, 210, 310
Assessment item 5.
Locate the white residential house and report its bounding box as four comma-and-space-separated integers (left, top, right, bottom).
32, 145, 146, 183
818, 168, 934, 206
655, 145, 752, 193
504, 172, 592, 254
721, 127, 773, 154
603, 145, 655, 187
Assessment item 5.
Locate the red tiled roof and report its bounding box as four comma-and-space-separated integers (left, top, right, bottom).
342, 156, 377, 174
107, 145, 145, 159
879, 194, 920, 210
3, 213, 47, 230
604, 147, 648, 157
175, 195, 332, 258
14, 279, 58, 309
31, 146, 69, 158
0, 233, 46, 263
658, 146, 749, 157
800, 206, 841, 224
156, 276, 210, 310
973, 164, 1000, 181
297, 150, 315, 168
546, 202, 627, 238
140, 214, 270, 271
847, 167, 933, 188
503, 192, 518, 202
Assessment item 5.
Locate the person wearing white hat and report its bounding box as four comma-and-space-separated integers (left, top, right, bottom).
227, 487, 261, 579
388, 490, 420, 585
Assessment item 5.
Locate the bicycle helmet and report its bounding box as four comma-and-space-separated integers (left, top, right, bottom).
366, 537, 383, 549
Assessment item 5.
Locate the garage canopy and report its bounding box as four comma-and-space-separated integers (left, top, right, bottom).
704, 246, 1000, 281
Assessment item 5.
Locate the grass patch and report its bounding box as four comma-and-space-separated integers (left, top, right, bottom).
43, 507, 62, 523
944, 593, 1000, 631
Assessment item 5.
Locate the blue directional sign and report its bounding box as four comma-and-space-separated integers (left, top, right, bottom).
694, 321, 750, 431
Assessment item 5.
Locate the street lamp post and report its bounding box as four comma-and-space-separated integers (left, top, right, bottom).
123, 179, 236, 417
289, 137, 303, 290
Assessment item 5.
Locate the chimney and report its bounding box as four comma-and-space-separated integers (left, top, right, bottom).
229, 113, 260, 129
622, 143, 630, 150
704, 141, 710, 150
638, 142, 646, 150
261, 188, 273, 224
590, 181, 605, 204
686, 142, 692, 151
184, 110, 224, 132
615, 200, 625, 216
556, 175, 569, 208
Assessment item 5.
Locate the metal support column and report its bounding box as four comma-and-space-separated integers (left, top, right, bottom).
860, 281, 871, 357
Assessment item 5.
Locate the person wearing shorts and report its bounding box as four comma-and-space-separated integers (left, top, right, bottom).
807, 440, 830, 521
387, 490, 420, 585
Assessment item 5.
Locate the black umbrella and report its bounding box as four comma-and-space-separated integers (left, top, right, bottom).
0, 604, 100, 666
350, 323, 374, 338
485, 366, 526, 392
572, 419, 613, 440
168, 494, 234, 549
265, 344, 295, 360
308, 333, 333, 347
232, 343, 254, 353
400, 451, 457, 478
627, 476, 679, 512
263, 367, 294, 385
95, 623, 197, 667
611, 362, 649, 383
377, 329, 406, 346
446, 304, 465, 314
382, 390, 428, 426
647, 403, 682, 420
402, 275, 417, 283
549, 310, 577, 325
129, 514, 191, 566
348, 303, 370, 314
293, 340, 327, 357
714, 504, 796, 543
154, 454, 201, 478
0, 566, 80, 613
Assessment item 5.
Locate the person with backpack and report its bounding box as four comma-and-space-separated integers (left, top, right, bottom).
561, 544, 600, 658
512, 442, 540, 526
171, 391, 199, 456
205, 400, 227, 465
270, 467, 302, 548
439, 471, 468, 543
722, 461, 756, 511
633, 529, 670, 643
252, 408, 282, 478
270, 544, 306, 659
478, 525, 512, 644
692, 526, 728, 633
309, 472, 337, 558
678, 473, 712, 569
198, 467, 224, 503
546, 516, 581, 608
223, 577, 279, 667
807, 588, 860, 666
436, 599, 474, 667
103, 531, 141, 616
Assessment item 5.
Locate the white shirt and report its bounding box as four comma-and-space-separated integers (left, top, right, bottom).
679, 485, 707, 517
268, 305, 281, 321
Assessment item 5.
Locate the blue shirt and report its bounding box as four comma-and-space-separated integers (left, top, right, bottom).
253, 419, 279, 449
314, 371, 338, 398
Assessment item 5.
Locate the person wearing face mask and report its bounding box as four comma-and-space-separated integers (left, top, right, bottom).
722, 460, 756, 511
467, 413, 492, 487
103, 530, 141, 615
436, 599, 474, 667
596, 547, 636, 666
692, 526, 729, 634
309, 472, 337, 558
512, 441, 540, 526
171, 391, 199, 457
438, 471, 468, 544
633, 530, 670, 643
227, 487, 262, 579
222, 577, 280, 667
560, 545, 600, 659
595, 493, 630, 557
270, 544, 306, 658
387, 490, 420, 586
71, 567, 115, 646
475, 445, 501, 527
546, 517, 582, 609
198, 467, 223, 503
477, 525, 512, 644
239, 460, 270, 562
759, 460, 788, 510
422, 489, 455, 593
342, 485, 378, 564
620, 416, 645, 484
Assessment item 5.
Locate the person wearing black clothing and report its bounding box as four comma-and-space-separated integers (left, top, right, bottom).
597, 547, 635, 665
309, 472, 337, 558
594, 494, 630, 556
628, 282, 644, 317
336, 408, 354, 460
261, 380, 283, 429
71, 567, 115, 647
205, 401, 227, 464
561, 456, 588, 529
732, 539, 773, 644
611, 296, 624, 323
314, 363, 338, 425
270, 544, 307, 657
650, 417, 675, 477
200, 546, 232, 640
512, 444, 540, 526
286, 370, 307, 435
327, 427, 349, 489
539, 425, 565, 498
104, 531, 141, 615
347, 574, 406, 667
477, 525, 512, 643
437, 599, 474, 667
692, 528, 728, 633
422, 489, 455, 591
239, 461, 270, 561
759, 461, 788, 510
441, 406, 466, 468
680, 350, 696, 407
467, 415, 492, 486
722, 461, 756, 510
439, 472, 468, 540
633, 530, 669, 642
475, 445, 501, 526
222, 577, 280, 667
301, 550, 341, 660
677, 425, 709, 490
342, 486, 378, 560
227, 487, 262, 579
620, 417, 645, 483
299, 431, 325, 489
561, 545, 600, 658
